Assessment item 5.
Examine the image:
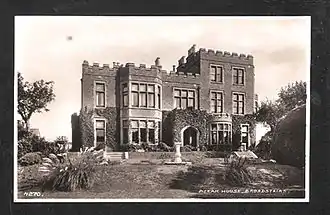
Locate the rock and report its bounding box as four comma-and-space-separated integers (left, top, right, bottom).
271, 104, 306, 168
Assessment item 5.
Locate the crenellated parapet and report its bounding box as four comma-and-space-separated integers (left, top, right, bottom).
82, 60, 117, 74
198, 47, 253, 64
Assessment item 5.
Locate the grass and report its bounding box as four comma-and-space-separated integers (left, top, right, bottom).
17, 158, 305, 199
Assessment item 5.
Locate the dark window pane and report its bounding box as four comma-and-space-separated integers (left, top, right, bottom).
141, 128, 147, 142
158, 94, 161, 109
123, 128, 128, 144
218, 131, 223, 144
211, 124, 217, 131
122, 120, 129, 128
148, 128, 155, 144
132, 129, 139, 143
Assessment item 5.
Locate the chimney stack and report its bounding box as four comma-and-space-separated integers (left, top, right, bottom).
155, 57, 161, 67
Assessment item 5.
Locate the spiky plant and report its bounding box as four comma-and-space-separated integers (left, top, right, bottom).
39, 148, 103, 192
225, 157, 253, 187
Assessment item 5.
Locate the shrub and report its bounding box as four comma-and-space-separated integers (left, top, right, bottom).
18, 152, 42, 166
32, 139, 63, 157
18, 138, 33, 159
181, 145, 196, 152
225, 157, 253, 187
254, 131, 273, 159
39, 149, 101, 192
158, 142, 174, 152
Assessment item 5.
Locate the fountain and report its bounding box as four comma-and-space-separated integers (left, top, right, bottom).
164, 142, 192, 165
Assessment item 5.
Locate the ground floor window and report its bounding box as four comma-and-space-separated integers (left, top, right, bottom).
122, 119, 159, 145
95, 119, 106, 146
210, 122, 232, 145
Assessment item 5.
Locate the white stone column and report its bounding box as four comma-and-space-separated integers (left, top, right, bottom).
174, 142, 182, 163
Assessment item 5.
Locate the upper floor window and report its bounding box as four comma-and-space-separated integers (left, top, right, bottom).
233, 67, 245, 85
157, 86, 161, 109
210, 91, 223, 113
233, 93, 245, 115
95, 83, 105, 107
95, 119, 106, 145
210, 65, 223, 83
174, 88, 195, 109
131, 83, 156, 108
122, 83, 128, 107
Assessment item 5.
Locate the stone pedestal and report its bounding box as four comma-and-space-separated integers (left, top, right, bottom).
174, 142, 182, 163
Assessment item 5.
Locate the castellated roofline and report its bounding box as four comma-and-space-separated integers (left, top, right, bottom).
198, 47, 253, 60
82, 60, 170, 73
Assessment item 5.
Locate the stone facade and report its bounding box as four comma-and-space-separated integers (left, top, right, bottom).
72, 45, 257, 151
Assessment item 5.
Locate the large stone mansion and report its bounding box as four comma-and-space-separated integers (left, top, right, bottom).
71, 45, 258, 152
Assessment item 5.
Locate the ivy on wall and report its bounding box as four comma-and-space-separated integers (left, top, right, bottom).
162, 108, 212, 146
79, 106, 119, 151
162, 109, 256, 149
232, 114, 256, 149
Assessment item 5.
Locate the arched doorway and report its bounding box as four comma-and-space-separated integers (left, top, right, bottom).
181, 126, 199, 147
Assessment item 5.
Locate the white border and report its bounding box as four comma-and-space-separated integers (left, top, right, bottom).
13, 16, 311, 203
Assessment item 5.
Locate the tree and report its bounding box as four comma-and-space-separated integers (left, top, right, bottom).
277, 81, 307, 112
18, 72, 55, 129
255, 81, 307, 132
255, 99, 285, 132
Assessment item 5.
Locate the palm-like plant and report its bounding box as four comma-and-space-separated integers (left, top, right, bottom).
38, 147, 104, 192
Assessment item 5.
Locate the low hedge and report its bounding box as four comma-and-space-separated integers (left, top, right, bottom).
18, 152, 43, 166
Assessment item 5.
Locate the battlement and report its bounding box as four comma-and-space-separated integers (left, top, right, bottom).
82, 60, 117, 73
198, 48, 253, 61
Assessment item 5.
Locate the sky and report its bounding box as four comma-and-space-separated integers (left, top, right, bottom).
15, 16, 310, 142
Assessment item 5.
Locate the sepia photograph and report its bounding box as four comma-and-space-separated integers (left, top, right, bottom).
14, 16, 310, 202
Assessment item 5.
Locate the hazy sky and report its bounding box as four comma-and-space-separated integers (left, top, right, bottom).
15, 16, 310, 141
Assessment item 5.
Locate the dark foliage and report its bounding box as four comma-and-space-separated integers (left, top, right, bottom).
18, 152, 43, 166
225, 157, 253, 187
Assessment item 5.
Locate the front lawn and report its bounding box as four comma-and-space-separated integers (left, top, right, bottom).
17, 157, 304, 199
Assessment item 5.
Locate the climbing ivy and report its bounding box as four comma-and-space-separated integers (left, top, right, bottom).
79, 106, 119, 151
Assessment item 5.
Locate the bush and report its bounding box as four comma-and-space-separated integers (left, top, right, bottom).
39, 150, 100, 192
225, 157, 253, 187
32, 138, 63, 156
254, 131, 273, 159
19, 152, 42, 166
158, 142, 174, 152
181, 145, 196, 152
18, 138, 33, 159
